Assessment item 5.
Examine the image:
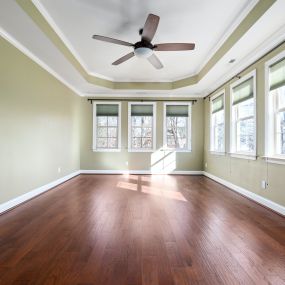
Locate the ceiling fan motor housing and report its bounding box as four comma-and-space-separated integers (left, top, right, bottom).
134, 41, 154, 58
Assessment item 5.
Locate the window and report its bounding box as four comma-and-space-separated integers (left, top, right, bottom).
210, 92, 225, 153
93, 102, 121, 151
128, 102, 156, 152
163, 103, 191, 151
230, 71, 256, 156
265, 53, 285, 159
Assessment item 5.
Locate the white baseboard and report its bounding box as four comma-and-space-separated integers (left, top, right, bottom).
80, 170, 204, 175
0, 170, 81, 214
203, 171, 285, 216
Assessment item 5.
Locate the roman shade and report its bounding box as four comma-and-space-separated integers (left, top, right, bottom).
212, 95, 224, 113
96, 104, 119, 116
166, 105, 189, 117
269, 57, 285, 91
232, 77, 254, 105
131, 104, 153, 116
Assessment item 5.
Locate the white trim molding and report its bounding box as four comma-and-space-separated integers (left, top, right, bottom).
0, 171, 80, 214
80, 170, 203, 175
203, 171, 285, 216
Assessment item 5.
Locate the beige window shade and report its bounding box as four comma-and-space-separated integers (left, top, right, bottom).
269, 57, 285, 91
232, 77, 253, 105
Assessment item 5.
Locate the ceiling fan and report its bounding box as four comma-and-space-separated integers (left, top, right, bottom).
92, 14, 195, 69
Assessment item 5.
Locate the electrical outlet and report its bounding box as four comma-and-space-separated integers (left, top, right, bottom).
205, 162, 208, 168
125, 161, 128, 166
261, 180, 267, 189
58, 167, 61, 173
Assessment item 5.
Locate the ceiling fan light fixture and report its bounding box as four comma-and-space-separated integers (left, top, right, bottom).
134, 47, 153, 58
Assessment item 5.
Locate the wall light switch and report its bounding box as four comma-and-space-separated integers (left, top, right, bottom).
205, 162, 208, 168
58, 167, 61, 173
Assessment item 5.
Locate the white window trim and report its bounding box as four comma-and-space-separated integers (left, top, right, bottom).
92, 101, 121, 152
163, 102, 192, 152
210, 90, 225, 154
128, 102, 156, 152
264, 50, 285, 164
229, 69, 257, 159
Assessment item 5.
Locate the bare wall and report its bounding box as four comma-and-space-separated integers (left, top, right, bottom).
0, 37, 81, 204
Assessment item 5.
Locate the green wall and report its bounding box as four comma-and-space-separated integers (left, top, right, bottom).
80, 99, 204, 172
0, 37, 81, 204
204, 42, 285, 207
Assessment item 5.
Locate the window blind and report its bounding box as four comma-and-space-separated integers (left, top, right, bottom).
166, 105, 189, 117
269, 58, 285, 91
131, 104, 153, 116
212, 95, 224, 113
232, 77, 254, 105
96, 104, 118, 116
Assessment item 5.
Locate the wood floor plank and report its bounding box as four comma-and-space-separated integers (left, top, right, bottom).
0, 174, 284, 285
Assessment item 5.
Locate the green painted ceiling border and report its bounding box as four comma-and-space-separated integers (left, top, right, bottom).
16, 0, 276, 90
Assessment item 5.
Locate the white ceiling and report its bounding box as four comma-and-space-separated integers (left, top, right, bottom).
0, 0, 285, 97
37, 0, 253, 82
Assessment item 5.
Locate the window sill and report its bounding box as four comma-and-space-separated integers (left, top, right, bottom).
229, 153, 257, 160
263, 156, 285, 165
209, 151, 226, 156
93, 149, 121, 152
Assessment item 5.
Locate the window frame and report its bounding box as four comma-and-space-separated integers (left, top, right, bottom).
92, 101, 121, 152
163, 102, 192, 152
210, 90, 226, 154
230, 70, 257, 159
265, 50, 285, 162
128, 102, 156, 152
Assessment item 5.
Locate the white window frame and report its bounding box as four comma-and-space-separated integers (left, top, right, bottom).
128, 102, 156, 152
265, 50, 285, 164
210, 90, 225, 154
163, 102, 192, 152
92, 101, 121, 152
230, 70, 257, 160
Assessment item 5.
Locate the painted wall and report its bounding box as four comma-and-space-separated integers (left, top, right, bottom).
204, 42, 285, 207
80, 99, 204, 172
0, 38, 81, 204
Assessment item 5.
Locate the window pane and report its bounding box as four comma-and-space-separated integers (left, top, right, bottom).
142, 138, 152, 148
132, 127, 142, 138
276, 111, 285, 154
108, 138, 118, 148
237, 118, 255, 152
277, 86, 285, 109
97, 116, 107, 126
166, 116, 188, 149
108, 127, 117, 138
97, 138, 108, 148
142, 128, 152, 137
132, 116, 142, 127
108, 116, 118, 126
237, 98, 254, 118
132, 138, 141, 149
97, 127, 107, 138
142, 116, 152, 127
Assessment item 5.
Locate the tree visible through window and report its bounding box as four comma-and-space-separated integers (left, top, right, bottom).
165, 104, 191, 150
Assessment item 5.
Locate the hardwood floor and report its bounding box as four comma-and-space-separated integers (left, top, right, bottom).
0, 174, 285, 285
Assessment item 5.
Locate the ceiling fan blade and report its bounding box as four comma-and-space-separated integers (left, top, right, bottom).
92, 35, 133, 47
154, 43, 195, 51
147, 54, 163, 69
112, 52, 135, 65
142, 14, 160, 42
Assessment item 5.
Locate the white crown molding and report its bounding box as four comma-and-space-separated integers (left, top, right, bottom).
203, 171, 285, 216
31, 0, 114, 82
0, 28, 84, 97
0, 170, 80, 214
203, 24, 285, 97
84, 92, 202, 98
196, 0, 259, 74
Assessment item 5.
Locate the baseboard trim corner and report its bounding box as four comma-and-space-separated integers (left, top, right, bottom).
0, 170, 81, 214
203, 171, 285, 216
